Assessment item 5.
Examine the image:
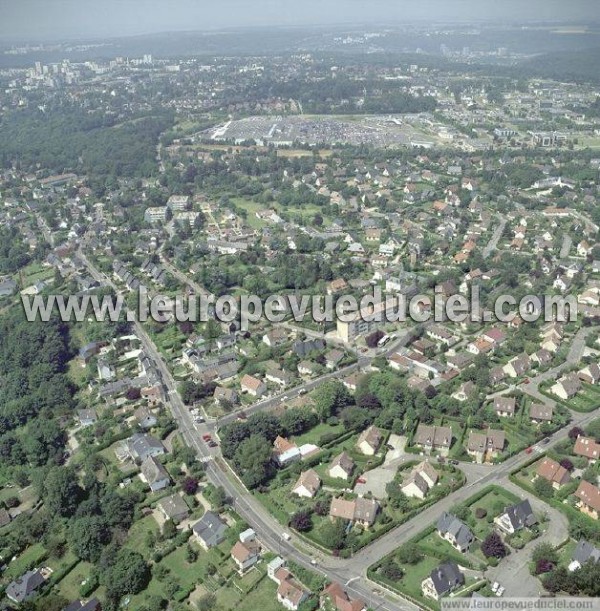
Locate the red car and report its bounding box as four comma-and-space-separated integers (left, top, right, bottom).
202, 434, 211, 441
357, 477, 367, 484
525, 447, 533, 454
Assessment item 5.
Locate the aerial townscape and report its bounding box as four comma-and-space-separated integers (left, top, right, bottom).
0, 3, 600, 611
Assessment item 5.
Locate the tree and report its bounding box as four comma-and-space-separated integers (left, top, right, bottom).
531, 543, 556, 564
313, 381, 351, 422
196, 594, 217, 611
182, 477, 198, 495
101, 549, 151, 603
534, 476, 554, 500
290, 510, 313, 532
41, 466, 83, 518
380, 558, 403, 581
207, 485, 227, 511
385, 482, 410, 511
481, 532, 508, 559
68, 516, 111, 562
126, 387, 141, 401
396, 543, 423, 565
318, 518, 346, 551
162, 519, 177, 539
233, 434, 274, 489
365, 330, 385, 349
585, 419, 600, 441
559, 458, 574, 472
568, 426, 584, 441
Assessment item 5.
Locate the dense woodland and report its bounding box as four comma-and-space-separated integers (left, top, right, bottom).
0, 106, 174, 177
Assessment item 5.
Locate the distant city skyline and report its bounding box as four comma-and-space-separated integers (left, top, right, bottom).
0, 0, 599, 42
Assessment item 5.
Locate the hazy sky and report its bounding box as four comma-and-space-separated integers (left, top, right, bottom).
1, 0, 598, 41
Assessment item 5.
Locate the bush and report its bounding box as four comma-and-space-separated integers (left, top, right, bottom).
475, 507, 487, 519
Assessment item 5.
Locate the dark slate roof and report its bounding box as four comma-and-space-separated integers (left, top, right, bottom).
505, 499, 537, 530
6, 569, 45, 603
192, 511, 227, 547
437, 512, 474, 549
429, 562, 464, 596
572, 540, 600, 566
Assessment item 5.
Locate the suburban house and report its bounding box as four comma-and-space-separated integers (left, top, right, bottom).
452, 381, 476, 402
574, 436, 600, 463
262, 328, 288, 347
329, 497, 379, 528
231, 539, 261, 574
320, 581, 366, 611
578, 363, 600, 385
325, 349, 345, 370
328, 452, 355, 480
63, 598, 102, 611
413, 424, 453, 456
536, 457, 570, 489
421, 562, 464, 600
503, 353, 531, 378
265, 368, 293, 388
273, 436, 301, 466
493, 397, 516, 418
327, 278, 349, 295
77, 409, 98, 427
140, 456, 170, 492
356, 425, 383, 456
568, 540, 600, 571
551, 373, 581, 400
494, 500, 537, 534
292, 470, 321, 498
466, 429, 505, 463
575, 480, 600, 520
134, 406, 158, 430
240, 374, 267, 397
436, 512, 475, 553
530, 403, 554, 423
193, 511, 228, 550
5, 568, 47, 604
401, 461, 439, 500
271, 567, 309, 611
214, 386, 239, 405
157, 493, 190, 524
127, 433, 166, 462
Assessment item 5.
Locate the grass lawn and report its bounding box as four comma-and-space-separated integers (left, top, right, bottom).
293, 422, 344, 446
234, 575, 281, 611
231, 198, 268, 229
125, 515, 161, 559
55, 561, 94, 601
2, 543, 47, 580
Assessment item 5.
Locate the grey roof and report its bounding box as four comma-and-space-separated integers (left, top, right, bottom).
192, 511, 228, 547
141, 456, 170, 488
504, 499, 537, 530
572, 540, 600, 566
292, 338, 326, 357
437, 512, 474, 549
128, 433, 165, 461
6, 569, 45, 603
429, 562, 464, 596
63, 598, 102, 611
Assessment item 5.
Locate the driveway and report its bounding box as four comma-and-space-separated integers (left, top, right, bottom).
484, 481, 569, 597
353, 435, 408, 499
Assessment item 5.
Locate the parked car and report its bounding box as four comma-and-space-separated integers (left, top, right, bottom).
202, 434, 211, 441
525, 447, 533, 454
357, 477, 367, 484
